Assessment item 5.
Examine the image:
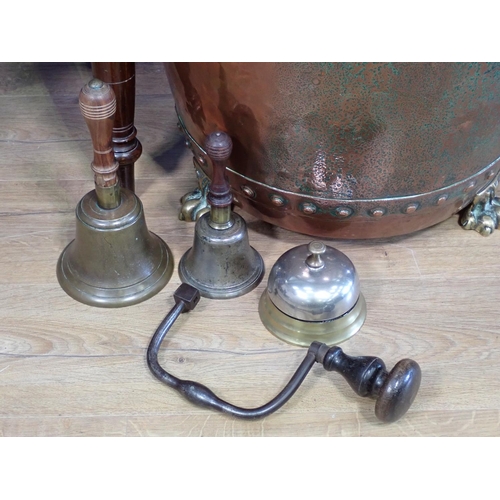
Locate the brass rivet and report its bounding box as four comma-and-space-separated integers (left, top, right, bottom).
177, 122, 182, 130
486, 170, 496, 180
463, 181, 476, 193
271, 194, 286, 207
198, 156, 206, 165
369, 208, 386, 217
301, 202, 317, 215
241, 185, 256, 198
335, 206, 353, 217
184, 140, 191, 148
437, 195, 448, 205
404, 203, 419, 214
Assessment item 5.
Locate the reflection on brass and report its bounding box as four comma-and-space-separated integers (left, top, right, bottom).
270, 194, 286, 207
241, 185, 256, 199
460, 173, 500, 236
301, 202, 317, 215
370, 208, 386, 218
208, 206, 233, 229
178, 160, 210, 222
259, 291, 367, 347
335, 206, 353, 218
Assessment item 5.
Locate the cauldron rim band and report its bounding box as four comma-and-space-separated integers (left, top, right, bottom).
225, 160, 500, 204
178, 110, 500, 204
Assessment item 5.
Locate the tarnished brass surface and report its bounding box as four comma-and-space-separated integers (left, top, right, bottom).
460, 172, 500, 236
209, 206, 233, 229
57, 188, 173, 307
167, 63, 500, 238
94, 182, 121, 210
178, 212, 264, 299
259, 291, 367, 347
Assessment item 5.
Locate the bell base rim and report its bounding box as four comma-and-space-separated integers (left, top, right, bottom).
258, 291, 367, 347
56, 233, 174, 308
178, 247, 265, 299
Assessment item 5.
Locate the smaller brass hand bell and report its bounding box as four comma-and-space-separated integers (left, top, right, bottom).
56, 79, 173, 307
178, 131, 264, 299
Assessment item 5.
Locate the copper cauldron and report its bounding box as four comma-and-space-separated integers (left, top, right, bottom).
166, 63, 500, 239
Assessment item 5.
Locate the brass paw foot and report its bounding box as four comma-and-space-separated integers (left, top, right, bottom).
460, 173, 500, 236
178, 161, 210, 222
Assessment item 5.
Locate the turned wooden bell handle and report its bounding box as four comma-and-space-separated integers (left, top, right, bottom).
205, 131, 233, 209
79, 78, 120, 208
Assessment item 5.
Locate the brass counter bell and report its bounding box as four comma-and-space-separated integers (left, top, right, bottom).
259, 241, 367, 347
178, 131, 265, 299
57, 79, 173, 307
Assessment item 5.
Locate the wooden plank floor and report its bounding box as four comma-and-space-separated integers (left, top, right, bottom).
1, 62, 499, 436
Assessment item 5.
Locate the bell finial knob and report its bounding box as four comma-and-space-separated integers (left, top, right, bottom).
306, 241, 326, 269
205, 131, 233, 161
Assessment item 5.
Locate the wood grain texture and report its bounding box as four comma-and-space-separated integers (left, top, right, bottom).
0, 62, 499, 436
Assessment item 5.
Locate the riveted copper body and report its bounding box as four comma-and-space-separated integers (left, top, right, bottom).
167, 63, 500, 238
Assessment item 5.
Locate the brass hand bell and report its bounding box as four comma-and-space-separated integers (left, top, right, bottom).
57, 79, 173, 307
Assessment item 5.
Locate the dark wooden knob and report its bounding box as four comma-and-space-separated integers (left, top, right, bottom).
374, 359, 421, 423
79, 79, 119, 189
320, 346, 421, 423
205, 131, 233, 208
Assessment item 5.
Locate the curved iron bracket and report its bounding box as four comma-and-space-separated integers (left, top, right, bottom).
147, 284, 421, 423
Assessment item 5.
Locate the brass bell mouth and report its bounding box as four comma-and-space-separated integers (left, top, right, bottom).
178, 211, 264, 299
57, 189, 174, 307
259, 290, 367, 347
